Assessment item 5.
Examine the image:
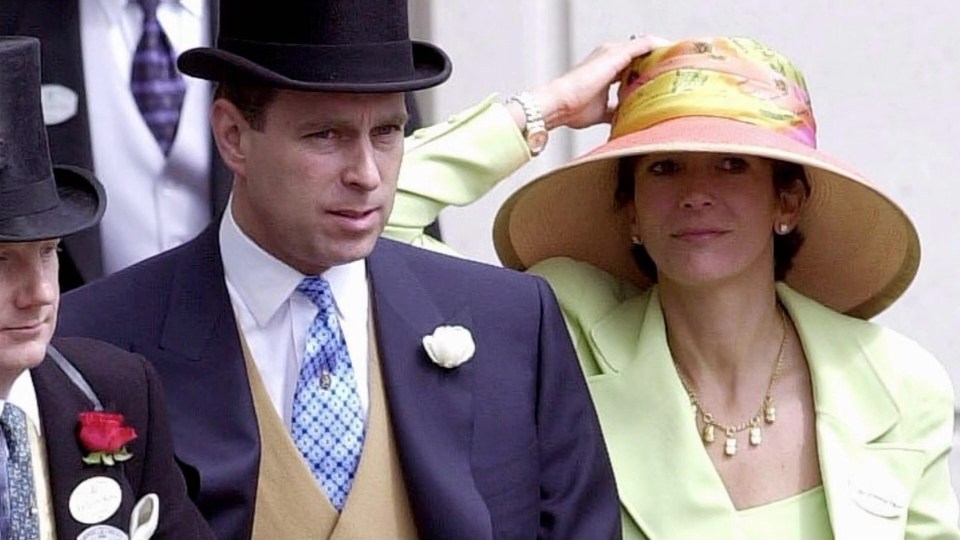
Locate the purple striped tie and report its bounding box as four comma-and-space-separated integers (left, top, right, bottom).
131, 0, 186, 155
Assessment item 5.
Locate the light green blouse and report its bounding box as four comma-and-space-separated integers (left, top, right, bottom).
739, 486, 833, 540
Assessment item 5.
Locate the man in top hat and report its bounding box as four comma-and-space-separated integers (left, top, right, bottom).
0, 0, 434, 293
57, 1, 621, 539
0, 36, 212, 540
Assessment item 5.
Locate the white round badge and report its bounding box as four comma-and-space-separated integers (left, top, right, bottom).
39, 84, 79, 126
77, 524, 128, 540
69, 476, 123, 525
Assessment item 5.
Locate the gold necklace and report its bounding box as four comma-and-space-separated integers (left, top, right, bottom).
673, 307, 788, 457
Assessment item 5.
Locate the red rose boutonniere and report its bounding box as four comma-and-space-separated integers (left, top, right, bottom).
77, 412, 137, 466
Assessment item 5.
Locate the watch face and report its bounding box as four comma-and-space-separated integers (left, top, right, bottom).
528, 129, 548, 152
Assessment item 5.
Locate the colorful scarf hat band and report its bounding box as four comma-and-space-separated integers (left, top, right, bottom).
611, 37, 817, 147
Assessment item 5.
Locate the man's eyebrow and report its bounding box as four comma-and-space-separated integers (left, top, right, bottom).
295, 112, 409, 131
384, 112, 410, 125
296, 118, 350, 131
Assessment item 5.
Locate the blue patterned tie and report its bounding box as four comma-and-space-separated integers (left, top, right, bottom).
0, 404, 39, 540
291, 277, 365, 511
131, 0, 186, 155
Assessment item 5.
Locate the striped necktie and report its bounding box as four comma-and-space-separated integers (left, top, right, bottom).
130, 0, 186, 155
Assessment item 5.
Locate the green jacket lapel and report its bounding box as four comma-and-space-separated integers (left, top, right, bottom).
586, 289, 744, 540
778, 285, 908, 539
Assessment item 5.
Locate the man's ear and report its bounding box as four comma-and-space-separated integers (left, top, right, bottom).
210, 98, 250, 178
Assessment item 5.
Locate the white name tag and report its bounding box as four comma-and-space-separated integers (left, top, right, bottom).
77, 523, 128, 540
849, 473, 907, 518
69, 476, 123, 525
40, 83, 79, 125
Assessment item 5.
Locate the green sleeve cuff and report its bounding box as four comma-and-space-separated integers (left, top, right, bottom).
388, 94, 530, 232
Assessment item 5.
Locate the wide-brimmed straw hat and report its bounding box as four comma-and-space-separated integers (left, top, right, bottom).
0, 36, 104, 242
494, 37, 918, 319
178, 0, 451, 92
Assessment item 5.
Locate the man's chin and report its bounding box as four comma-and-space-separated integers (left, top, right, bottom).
335, 238, 379, 264
296, 237, 381, 274
0, 340, 49, 372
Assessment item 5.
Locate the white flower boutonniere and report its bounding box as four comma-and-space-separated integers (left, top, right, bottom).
422, 325, 475, 369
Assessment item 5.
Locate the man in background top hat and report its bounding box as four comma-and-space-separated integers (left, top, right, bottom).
0, 0, 230, 292
57, 1, 621, 539
0, 36, 212, 540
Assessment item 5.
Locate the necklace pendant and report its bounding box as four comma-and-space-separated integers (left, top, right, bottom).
724, 435, 737, 456
702, 423, 715, 443
320, 370, 332, 390
764, 401, 776, 424
749, 425, 762, 446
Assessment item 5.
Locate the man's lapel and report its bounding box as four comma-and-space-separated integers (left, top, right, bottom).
366, 240, 491, 540
154, 226, 260, 534
779, 285, 910, 540
585, 289, 742, 540
32, 357, 135, 539
158, 226, 238, 362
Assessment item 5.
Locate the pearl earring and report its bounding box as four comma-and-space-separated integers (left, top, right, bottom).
777, 223, 790, 234
631, 235, 643, 246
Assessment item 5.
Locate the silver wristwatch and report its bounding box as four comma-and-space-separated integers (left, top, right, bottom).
508, 92, 548, 156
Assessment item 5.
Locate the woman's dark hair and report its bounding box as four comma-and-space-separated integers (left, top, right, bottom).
614, 155, 810, 282
213, 83, 279, 131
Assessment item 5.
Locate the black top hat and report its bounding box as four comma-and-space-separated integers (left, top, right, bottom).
178, 0, 452, 92
0, 37, 104, 242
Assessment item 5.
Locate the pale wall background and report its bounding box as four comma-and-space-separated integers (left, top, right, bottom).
411, 0, 960, 493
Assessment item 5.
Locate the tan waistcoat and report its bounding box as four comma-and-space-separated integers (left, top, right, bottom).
240, 322, 418, 540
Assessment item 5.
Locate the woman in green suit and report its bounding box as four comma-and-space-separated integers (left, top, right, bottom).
490, 37, 959, 539
385, 36, 959, 539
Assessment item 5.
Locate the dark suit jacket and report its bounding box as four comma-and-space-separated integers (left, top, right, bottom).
58, 225, 621, 540
0, 0, 232, 291
34, 337, 213, 539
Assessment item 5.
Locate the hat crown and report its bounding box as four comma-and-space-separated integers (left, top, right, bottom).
219, 0, 411, 46
0, 35, 104, 241
613, 37, 817, 147
0, 37, 56, 196
179, 0, 451, 92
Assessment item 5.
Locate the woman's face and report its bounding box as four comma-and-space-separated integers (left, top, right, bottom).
630, 152, 801, 288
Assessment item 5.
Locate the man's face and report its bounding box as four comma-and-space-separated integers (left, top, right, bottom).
230, 90, 407, 275
0, 240, 59, 394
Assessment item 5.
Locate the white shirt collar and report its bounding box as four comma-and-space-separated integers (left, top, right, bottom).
174, 0, 202, 18
1, 369, 43, 436
103, 0, 199, 15
95, 0, 203, 47
219, 199, 368, 327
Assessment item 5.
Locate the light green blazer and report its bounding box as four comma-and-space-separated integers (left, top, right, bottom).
530, 257, 960, 540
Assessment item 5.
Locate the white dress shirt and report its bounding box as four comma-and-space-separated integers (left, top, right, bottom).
80, 0, 212, 275
3, 372, 55, 540
219, 203, 371, 426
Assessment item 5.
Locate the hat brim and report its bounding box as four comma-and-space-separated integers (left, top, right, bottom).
494, 116, 919, 319
0, 165, 105, 242
178, 41, 451, 92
